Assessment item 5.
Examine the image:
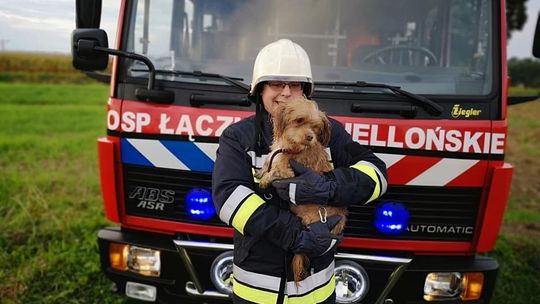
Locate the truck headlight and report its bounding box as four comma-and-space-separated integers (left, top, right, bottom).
109, 243, 161, 277
210, 251, 234, 295
335, 260, 369, 304
424, 272, 483, 301
128, 246, 161, 277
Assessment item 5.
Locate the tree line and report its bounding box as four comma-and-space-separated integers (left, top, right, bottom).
506, 0, 529, 38
508, 57, 540, 88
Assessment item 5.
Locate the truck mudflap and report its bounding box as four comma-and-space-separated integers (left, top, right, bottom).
98, 227, 498, 304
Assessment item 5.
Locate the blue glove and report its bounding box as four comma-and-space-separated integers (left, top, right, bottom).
272, 160, 336, 205
290, 215, 343, 256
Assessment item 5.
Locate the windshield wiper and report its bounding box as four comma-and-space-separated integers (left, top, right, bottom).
316, 81, 443, 116
131, 68, 250, 92
158, 69, 251, 91
130, 68, 251, 106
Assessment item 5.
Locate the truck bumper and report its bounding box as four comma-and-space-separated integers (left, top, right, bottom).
98, 227, 231, 304
98, 227, 498, 304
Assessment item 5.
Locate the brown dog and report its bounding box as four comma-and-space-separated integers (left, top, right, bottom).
257, 97, 348, 284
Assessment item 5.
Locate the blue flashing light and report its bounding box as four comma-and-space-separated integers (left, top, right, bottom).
374, 201, 409, 235
185, 188, 216, 221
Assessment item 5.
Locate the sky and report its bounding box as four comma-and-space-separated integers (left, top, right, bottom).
0, 0, 538, 58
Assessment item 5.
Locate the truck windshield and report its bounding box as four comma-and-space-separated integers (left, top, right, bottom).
125, 0, 494, 96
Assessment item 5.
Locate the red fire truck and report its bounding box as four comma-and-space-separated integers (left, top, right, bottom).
71, 0, 540, 303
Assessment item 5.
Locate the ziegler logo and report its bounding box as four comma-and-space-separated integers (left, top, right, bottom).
407, 224, 474, 234
129, 186, 175, 210
451, 104, 482, 118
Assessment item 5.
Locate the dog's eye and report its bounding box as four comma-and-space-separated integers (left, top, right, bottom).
294, 118, 304, 124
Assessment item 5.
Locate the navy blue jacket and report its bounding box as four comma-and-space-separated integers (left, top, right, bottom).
212, 111, 387, 303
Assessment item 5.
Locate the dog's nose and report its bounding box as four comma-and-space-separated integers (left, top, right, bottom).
306, 134, 313, 142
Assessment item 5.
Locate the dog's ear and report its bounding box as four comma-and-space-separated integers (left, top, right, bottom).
272, 106, 287, 139
318, 111, 332, 146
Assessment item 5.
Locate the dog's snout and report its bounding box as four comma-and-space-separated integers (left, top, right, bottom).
306, 134, 313, 142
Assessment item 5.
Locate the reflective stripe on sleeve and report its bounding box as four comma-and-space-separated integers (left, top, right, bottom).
354, 160, 388, 194
219, 185, 265, 233
247, 151, 267, 169
351, 160, 388, 204
219, 185, 254, 225
231, 193, 265, 235
233, 278, 279, 304
251, 168, 261, 183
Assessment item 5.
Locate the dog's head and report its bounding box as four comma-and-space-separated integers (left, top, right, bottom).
272, 97, 331, 153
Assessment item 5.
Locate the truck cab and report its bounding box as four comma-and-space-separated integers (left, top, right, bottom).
71, 0, 540, 303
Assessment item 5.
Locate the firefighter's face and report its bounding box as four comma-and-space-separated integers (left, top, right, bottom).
261, 82, 304, 116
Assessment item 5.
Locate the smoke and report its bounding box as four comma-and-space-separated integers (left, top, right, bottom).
182, 0, 381, 80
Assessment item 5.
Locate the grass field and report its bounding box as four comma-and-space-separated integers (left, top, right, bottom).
0, 52, 110, 84
0, 83, 539, 303
0, 83, 123, 303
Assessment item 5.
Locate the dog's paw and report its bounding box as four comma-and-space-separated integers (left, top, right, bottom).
259, 174, 272, 189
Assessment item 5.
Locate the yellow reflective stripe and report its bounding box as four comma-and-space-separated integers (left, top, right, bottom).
351, 163, 381, 203
286, 261, 334, 296
231, 194, 264, 235
233, 278, 279, 304
252, 168, 261, 183
219, 185, 254, 225
285, 278, 335, 304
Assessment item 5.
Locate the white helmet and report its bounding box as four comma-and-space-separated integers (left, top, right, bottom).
250, 39, 314, 97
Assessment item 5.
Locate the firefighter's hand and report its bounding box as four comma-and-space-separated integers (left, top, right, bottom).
290, 215, 343, 256
272, 160, 336, 205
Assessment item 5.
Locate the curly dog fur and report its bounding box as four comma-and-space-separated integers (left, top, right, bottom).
257, 97, 348, 284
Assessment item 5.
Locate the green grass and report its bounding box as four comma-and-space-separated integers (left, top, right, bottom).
0, 83, 539, 303
508, 86, 540, 96
488, 95, 540, 304
0, 82, 124, 303
0, 52, 109, 84
0, 83, 108, 105
490, 234, 540, 302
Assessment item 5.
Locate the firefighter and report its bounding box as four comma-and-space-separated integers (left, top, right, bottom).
212, 39, 388, 304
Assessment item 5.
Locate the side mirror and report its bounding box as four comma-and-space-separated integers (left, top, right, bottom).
76, 0, 102, 28
71, 29, 173, 103
533, 12, 540, 58
70, 5, 173, 103
71, 29, 109, 71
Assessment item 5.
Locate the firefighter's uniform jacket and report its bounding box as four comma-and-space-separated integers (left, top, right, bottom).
212, 111, 387, 304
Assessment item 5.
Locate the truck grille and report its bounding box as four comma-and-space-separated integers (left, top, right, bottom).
347, 185, 480, 241
123, 165, 480, 241
123, 165, 224, 226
